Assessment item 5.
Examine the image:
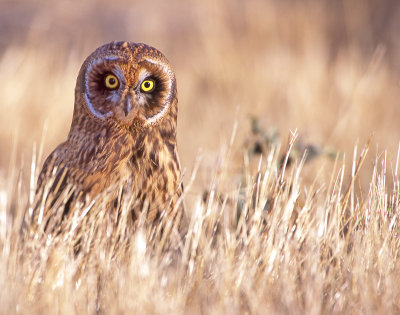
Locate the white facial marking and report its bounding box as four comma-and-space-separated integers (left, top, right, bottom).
104, 56, 121, 62
138, 69, 152, 83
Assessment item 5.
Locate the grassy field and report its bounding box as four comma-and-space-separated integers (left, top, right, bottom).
1, 0, 400, 313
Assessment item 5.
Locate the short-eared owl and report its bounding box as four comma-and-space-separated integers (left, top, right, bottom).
30, 41, 184, 236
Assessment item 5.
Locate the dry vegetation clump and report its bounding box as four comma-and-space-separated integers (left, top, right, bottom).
0, 133, 400, 314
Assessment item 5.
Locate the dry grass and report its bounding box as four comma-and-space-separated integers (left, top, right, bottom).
1, 0, 400, 313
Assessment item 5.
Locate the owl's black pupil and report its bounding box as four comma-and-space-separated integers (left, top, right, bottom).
144, 82, 151, 88
109, 78, 116, 85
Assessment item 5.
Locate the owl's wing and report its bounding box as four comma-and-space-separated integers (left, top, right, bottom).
28, 143, 77, 233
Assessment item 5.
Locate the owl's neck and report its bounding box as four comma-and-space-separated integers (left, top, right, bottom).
67, 114, 178, 176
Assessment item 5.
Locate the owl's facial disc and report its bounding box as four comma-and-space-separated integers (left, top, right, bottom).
84, 53, 176, 127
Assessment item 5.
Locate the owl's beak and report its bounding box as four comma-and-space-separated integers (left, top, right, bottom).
124, 98, 132, 116
113, 94, 138, 122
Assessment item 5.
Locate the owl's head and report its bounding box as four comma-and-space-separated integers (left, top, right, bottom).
74, 41, 177, 130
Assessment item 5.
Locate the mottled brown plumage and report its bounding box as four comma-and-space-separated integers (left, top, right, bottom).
29, 41, 184, 237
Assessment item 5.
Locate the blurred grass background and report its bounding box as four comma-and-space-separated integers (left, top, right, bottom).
0, 0, 399, 191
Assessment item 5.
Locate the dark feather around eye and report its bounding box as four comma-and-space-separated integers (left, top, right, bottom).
142, 76, 163, 94
90, 72, 116, 93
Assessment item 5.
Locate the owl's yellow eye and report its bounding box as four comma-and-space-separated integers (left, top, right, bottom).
140, 79, 155, 93
104, 74, 119, 90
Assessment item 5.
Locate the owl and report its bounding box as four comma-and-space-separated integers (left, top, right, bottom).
28, 41, 184, 239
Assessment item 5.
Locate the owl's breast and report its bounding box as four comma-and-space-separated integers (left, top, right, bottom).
124, 143, 182, 222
